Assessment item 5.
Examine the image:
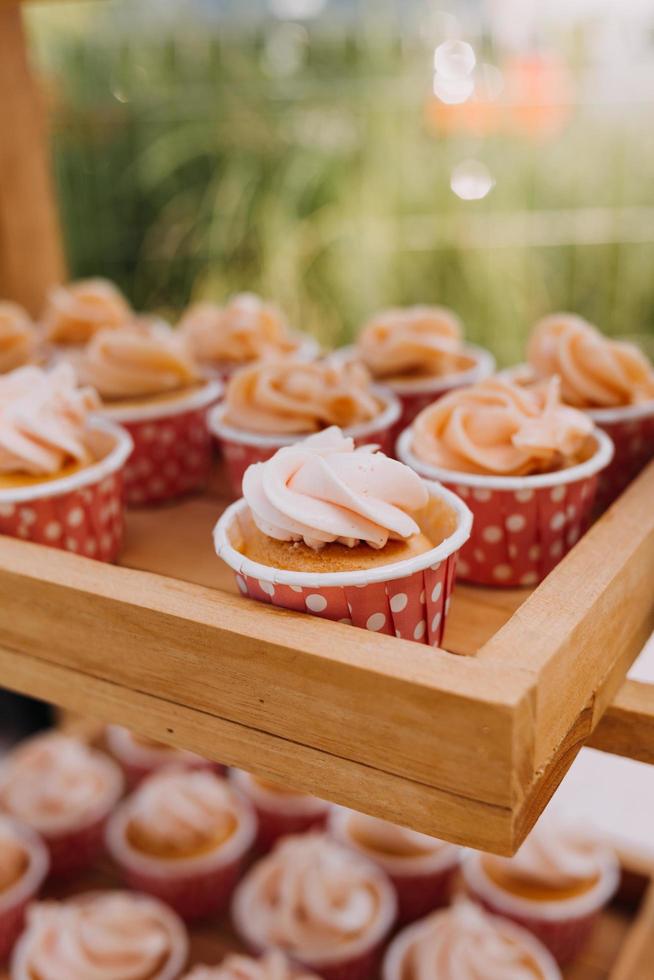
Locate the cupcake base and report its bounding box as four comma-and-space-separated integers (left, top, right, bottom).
230, 770, 329, 852
44, 812, 112, 878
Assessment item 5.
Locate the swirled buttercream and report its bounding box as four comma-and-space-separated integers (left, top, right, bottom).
43, 278, 132, 345
242, 427, 429, 550
13, 892, 186, 980
0, 364, 100, 475
411, 377, 594, 476
356, 306, 465, 379
183, 952, 319, 980
78, 322, 199, 400
233, 833, 395, 962
527, 314, 654, 408
385, 901, 553, 980
181, 293, 297, 366
0, 303, 36, 374
0, 732, 121, 834
223, 360, 381, 434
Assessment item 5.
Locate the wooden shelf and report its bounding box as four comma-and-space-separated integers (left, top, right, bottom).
0, 461, 653, 857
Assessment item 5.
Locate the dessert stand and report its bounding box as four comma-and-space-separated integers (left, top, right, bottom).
0, 3, 654, 975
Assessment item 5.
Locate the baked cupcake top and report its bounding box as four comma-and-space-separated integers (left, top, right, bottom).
482, 818, 610, 897
411, 377, 594, 476
13, 891, 187, 980
527, 314, 654, 408
0, 732, 122, 835
122, 769, 246, 859
222, 360, 382, 435
0, 364, 99, 476
0, 302, 37, 374
384, 900, 556, 980
183, 952, 319, 980
42, 278, 132, 345
233, 832, 396, 962
356, 306, 467, 380
78, 322, 199, 401
0, 816, 29, 893
242, 427, 429, 551
181, 293, 298, 366
331, 810, 452, 869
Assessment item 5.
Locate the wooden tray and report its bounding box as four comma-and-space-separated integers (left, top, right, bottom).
0, 462, 653, 856
1, 849, 652, 980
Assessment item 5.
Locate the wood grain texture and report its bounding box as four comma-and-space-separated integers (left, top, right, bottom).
0, 5, 65, 314
589, 680, 654, 765
611, 881, 654, 980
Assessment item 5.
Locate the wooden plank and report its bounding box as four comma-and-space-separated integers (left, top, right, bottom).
478, 461, 654, 778
0, 535, 533, 815
589, 680, 654, 764
611, 883, 654, 980
0, 4, 66, 314
0, 644, 514, 852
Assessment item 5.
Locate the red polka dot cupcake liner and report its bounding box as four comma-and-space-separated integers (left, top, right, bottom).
332, 344, 495, 439
230, 769, 329, 852
586, 401, 654, 511
0, 820, 49, 962
208, 388, 401, 498
104, 380, 223, 506
462, 850, 619, 965
104, 726, 225, 789
0, 420, 132, 563
397, 429, 613, 587
213, 482, 472, 645
105, 796, 256, 921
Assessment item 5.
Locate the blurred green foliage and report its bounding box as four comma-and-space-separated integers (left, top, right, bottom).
27, 5, 654, 363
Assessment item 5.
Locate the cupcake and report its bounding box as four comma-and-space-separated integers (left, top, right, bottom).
382, 899, 561, 980
182, 952, 320, 980
214, 427, 471, 644
0, 732, 123, 876
0, 364, 132, 560
232, 833, 397, 980
0, 303, 37, 374
397, 376, 613, 586
209, 358, 400, 495
105, 725, 224, 788
77, 321, 222, 504
106, 767, 256, 920
0, 817, 49, 962
180, 292, 319, 380
42, 277, 132, 347
340, 305, 494, 432
230, 769, 329, 851
526, 313, 654, 508
329, 808, 460, 924
10, 890, 188, 980
462, 817, 620, 964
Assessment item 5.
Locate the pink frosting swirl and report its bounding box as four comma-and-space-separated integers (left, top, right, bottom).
13, 892, 187, 980
78, 322, 199, 400
386, 901, 554, 980
233, 833, 395, 962
0, 364, 100, 475
181, 293, 298, 366
43, 278, 132, 345
223, 360, 381, 434
527, 314, 654, 408
411, 377, 594, 476
356, 306, 465, 379
183, 952, 319, 980
242, 427, 429, 550
0, 302, 36, 374
486, 818, 609, 891
0, 732, 122, 835
125, 769, 244, 854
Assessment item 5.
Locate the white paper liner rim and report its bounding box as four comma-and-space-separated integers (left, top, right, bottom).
207, 386, 401, 448
0, 418, 133, 505
396, 427, 615, 491
230, 769, 330, 819
0, 818, 49, 915
381, 903, 562, 980
461, 849, 620, 923
331, 344, 495, 395
100, 378, 223, 423
213, 480, 472, 589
